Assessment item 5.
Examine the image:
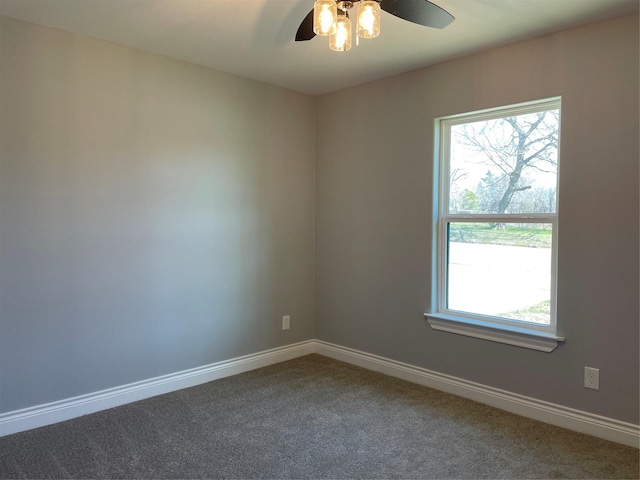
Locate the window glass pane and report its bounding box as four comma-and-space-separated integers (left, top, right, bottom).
447, 222, 552, 325
448, 110, 559, 215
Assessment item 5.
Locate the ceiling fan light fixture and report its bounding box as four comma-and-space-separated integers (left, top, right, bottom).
313, 0, 337, 36
357, 0, 380, 39
296, 0, 454, 48
330, 13, 352, 52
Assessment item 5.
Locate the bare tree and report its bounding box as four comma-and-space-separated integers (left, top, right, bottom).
456, 110, 559, 214
449, 167, 468, 211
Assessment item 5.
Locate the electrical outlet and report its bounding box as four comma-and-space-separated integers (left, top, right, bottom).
584, 367, 599, 390
282, 315, 290, 331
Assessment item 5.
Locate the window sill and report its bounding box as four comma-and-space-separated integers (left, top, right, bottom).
425, 313, 565, 352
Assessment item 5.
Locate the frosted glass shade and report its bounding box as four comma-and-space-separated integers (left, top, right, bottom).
313, 0, 337, 36
330, 15, 352, 51
357, 0, 380, 39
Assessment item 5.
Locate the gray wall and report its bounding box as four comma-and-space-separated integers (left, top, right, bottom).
0, 16, 315, 413
316, 14, 639, 424
1, 12, 638, 428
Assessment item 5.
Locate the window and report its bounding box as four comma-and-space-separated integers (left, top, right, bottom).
427, 98, 564, 351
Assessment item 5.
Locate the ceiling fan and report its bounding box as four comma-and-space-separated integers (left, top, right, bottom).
295, 0, 454, 51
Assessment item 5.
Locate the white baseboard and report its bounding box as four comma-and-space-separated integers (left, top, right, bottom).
0, 340, 315, 437
314, 340, 640, 449
2, 338, 638, 449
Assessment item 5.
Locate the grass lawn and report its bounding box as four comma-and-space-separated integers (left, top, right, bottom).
449, 223, 552, 248
500, 300, 551, 325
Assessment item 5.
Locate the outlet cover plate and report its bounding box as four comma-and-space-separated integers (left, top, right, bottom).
584, 367, 599, 390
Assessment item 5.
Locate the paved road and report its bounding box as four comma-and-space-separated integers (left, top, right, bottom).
447, 242, 551, 324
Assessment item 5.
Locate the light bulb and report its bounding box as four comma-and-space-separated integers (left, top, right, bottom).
319, 6, 335, 33
360, 6, 374, 35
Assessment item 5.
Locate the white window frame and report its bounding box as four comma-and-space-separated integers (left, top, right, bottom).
425, 98, 565, 352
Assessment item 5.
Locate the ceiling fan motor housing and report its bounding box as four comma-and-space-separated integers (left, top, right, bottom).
337, 1, 355, 13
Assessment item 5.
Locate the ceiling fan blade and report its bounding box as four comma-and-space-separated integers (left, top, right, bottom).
380, 0, 454, 29
295, 9, 316, 41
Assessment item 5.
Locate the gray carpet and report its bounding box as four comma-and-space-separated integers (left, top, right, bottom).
0, 354, 638, 479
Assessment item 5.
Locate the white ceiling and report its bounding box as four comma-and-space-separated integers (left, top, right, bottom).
0, 0, 637, 95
